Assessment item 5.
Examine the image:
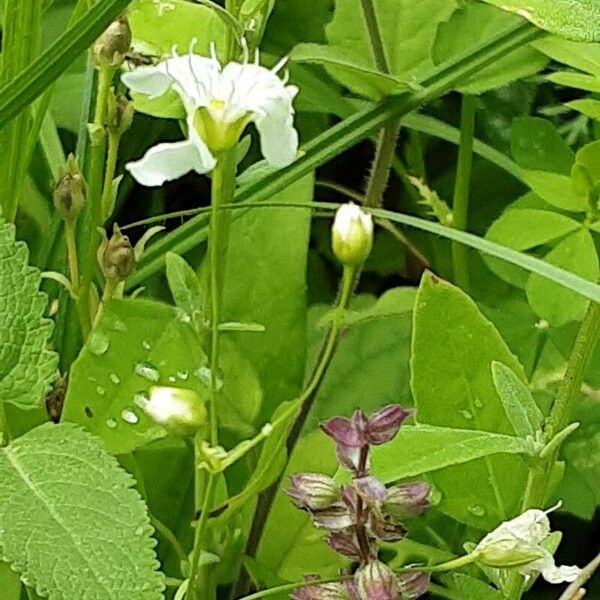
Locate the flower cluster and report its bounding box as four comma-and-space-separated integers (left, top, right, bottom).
286, 406, 431, 600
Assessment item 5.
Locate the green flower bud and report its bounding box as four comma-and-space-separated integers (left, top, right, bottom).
476, 538, 544, 568
53, 154, 86, 221
141, 386, 207, 436
92, 16, 132, 69
98, 224, 136, 281
107, 91, 134, 136
331, 203, 373, 267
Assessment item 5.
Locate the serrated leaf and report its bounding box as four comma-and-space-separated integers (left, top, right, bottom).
492, 361, 543, 437
0, 423, 164, 600
481, 0, 600, 42
371, 425, 535, 482
0, 220, 57, 408
411, 272, 529, 529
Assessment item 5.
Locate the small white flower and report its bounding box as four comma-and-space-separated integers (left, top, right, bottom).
142, 386, 206, 436
475, 507, 581, 585
331, 202, 374, 267
122, 43, 299, 186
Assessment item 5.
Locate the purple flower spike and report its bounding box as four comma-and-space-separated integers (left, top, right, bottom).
354, 476, 387, 507
355, 560, 400, 600
369, 514, 406, 542
311, 504, 354, 530
286, 473, 341, 511
366, 405, 412, 445
337, 444, 367, 473
291, 581, 354, 600
321, 412, 365, 447
396, 572, 430, 599
383, 483, 430, 521
326, 532, 362, 560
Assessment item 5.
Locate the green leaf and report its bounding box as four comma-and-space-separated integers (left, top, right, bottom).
0, 0, 134, 130
62, 299, 208, 455
0, 220, 57, 408
451, 574, 504, 599
526, 229, 600, 326
533, 35, 600, 76
222, 174, 314, 419
567, 98, 600, 120
511, 117, 574, 174
481, 0, 600, 41
411, 272, 529, 529
0, 561, 20, 600
342, 287, 417, 327
0, 423, 164, 600
491, 361, 543, 437
371, 425, 535, 483
548, 71, 600, 92
521, 170, 588, 212
433, 2, 547, 94
573, 139, 600, 194
165, 252, 204, 330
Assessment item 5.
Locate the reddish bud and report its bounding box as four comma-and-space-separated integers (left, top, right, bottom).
366, 405, 412, 445
355, 560, 399, 600
336, 444, 366, 473
354, 476, 387, 507
326, 532, 361, 560
383, 483, 430, 520
396, 572, 430, 599
292, 582, 354, 600
286, 474, 341, 511
369, 514, 406, 542
321, 413, 365, 447
311, 504, 354, 530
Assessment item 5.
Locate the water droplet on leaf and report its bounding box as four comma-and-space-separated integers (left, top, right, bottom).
121, 408, 139, 424
468, 504, 485, 517
96, 385, 106, 396
135, 362, 159, 382
88, 331, 109, 355
110, 373, 120, 385
458, 409, 473, 420
106, 418, 117, 429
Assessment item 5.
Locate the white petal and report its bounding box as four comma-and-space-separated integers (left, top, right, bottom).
122, 63, 172, 99
478, 509, 551, 547
254, 100, 299, 168
524, 550, 581, 584
126, 138, 214, 187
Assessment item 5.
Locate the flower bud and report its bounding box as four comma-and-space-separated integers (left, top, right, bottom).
107, 91, 134, 136
383, 483, 430, 520
92, 16, 132, 69
331, 203, 373, 267
476, 538, 544, 568
311, 504, 354, 530
369, 514, 406, 542
286, 474, 341, 511
396, 572, 430, 599
354, 476, 387, 507
355, 560, 399, 600
366, 405, 412, 445
53, 154, 86, 221
140, 386, 207, 436
98, 224, 136, 281
326, 532, 361, 560
292, 582, 356, 600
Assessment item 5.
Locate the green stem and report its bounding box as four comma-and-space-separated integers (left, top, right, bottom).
100, 132, 120, 222
236, 576, 352, 600
451, 94, 476, 291
64, 220, 80, 294
364, 123, 401, 209
359, 0, 389, 73
187, 149, 237, 600
425, 553, 478, 573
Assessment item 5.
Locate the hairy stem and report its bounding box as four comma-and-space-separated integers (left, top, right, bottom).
558, 550, 600, 600
451, 94, 476, 291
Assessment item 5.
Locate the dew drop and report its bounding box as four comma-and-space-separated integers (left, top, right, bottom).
177, 370, 189, 381
121, 408, 139, 425
88, 331, 109, 356
458, 409, 473, 420
107, 317, 127, 332
176, 309, 192, 324
133, 392, 149, 409
110, 373, 121, 385
168, 375, 176, 383
96, 385, 106, 396
194, 366, 223, 390
135, 362, 160, 382
106, 418, 117, 429
468, 504, 485, 517
474, 397, 483, 409
142, 340, 151, 351
87, 375, 97, 383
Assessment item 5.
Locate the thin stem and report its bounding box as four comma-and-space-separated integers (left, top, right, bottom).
558, 550, 600, 600
64, 220, 80, 294
100, 132, 120, 222
451, 94, 476, 291
364, 124, 401, 209
187, 150, 237, 600
236, 576, 352, 600
424, 553, 478, 573
359, 0, 389, 73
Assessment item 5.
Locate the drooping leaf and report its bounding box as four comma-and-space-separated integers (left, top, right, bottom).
526, 229, 599, 326
61, 299, 208, 454
0, 220, 57, 408
0, 423, 164, 600
433, 2, 547, 94
481, 0, 600, 42
491, 361, 543, 437
371, 424, 535, 482
411, 272, 529, 529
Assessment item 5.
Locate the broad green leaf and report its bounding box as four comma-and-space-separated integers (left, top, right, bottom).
0, 0, 134, 130
533, 35, 600, 76
511, 117, 574, 174
291, 44, 408, 98
481, 0, 600, 42
343, 287, 417, 327
548, 71, 600, 92
491, 361, 543, 437
165, 252, 204, 330
62, 299, 208, 454
222, 174, 314, 419
411, 272, 528, 529
526, 229, 599, 326
0, 220, 57, 408
317, 0, 457, 98
433, 2, 547, 94
572, 139, 600, 196
451, 574, 504, 599
567, 98, 600, 120
371, 425, 535, 483
0, 423, 164, 600
521, 170, 588, 212
0, 561, 20, 600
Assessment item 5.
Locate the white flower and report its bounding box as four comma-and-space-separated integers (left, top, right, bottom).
141, 386, 206, 436
475, 507, 581, 585
122, 43, 299, 186
331, 202, 374, 267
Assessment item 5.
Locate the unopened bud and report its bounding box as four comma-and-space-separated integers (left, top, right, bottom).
355, 560, 399, 600
396, 572, 430, 599
326, 532, 361, 560
476, 539, 544, 569
286, 473, 341, 510
369, 514, 406, 542
366, 405, 412, 446
107, 91, 134, 136
383, 482, 430, 520
141, 386, 207, 436
53, 154, 86, 221
292, 582, 354, 600
331, 203, 373, 267
98, 224, 136, 281
311, 505, 354, 530
92, 16, 132, 69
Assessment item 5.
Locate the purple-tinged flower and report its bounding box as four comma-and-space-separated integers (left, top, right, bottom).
355, 560, 400, 600
321, 411, 368, 448
396, 572, 430, 599
337, 444, 367, 473
291, 581, 354, 600
286, 474, 341, 511
341, 485, 359, 513
368, 514, 406, 542
354, 476, 387, 508
326, 532, 362, 560
365, 405, 412, 446
383, 483, 430, 521
312, 504, 354, 530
